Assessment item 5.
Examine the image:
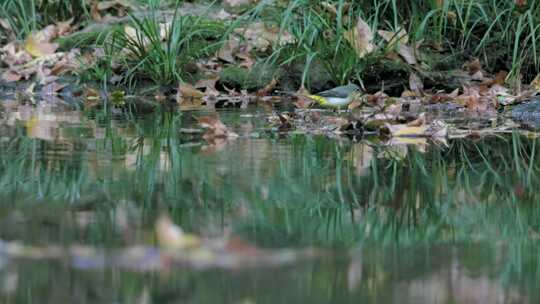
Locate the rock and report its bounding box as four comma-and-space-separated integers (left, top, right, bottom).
510, 97, 540, 129
218, 63, 279, 91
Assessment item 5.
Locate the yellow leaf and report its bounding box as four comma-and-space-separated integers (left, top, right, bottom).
24, 33, 58, 58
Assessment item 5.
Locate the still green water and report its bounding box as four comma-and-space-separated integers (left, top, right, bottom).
0, 101, 538, 303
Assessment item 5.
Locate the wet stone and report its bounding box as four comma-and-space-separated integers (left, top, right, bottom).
510, 97, 540, 128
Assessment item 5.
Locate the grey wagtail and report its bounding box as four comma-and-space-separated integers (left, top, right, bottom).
306, 84, 362, 108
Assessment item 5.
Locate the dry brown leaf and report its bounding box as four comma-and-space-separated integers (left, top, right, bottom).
471, 70, 485, 81
236, 46, 256, 69
463, 58, 482, 74
320, 2, 338, 16
217, 38, 239, 63
293, 86, 314, 108
378, 28, 408, 45
1, 70, 21, 82
397, 44, 416, 65
256, 78, 278, 96
195, 76, 220, 96
493, 71, 508, 85
344, 17, 374, 59
429, 89, 459, 103
55, 19, 74, 37
90, 2, 103, 21
234, 22, 295, 52
41, 82, 66, 96
406, 113, 426, 127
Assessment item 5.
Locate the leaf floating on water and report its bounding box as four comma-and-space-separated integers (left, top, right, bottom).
344, 17, 374, 59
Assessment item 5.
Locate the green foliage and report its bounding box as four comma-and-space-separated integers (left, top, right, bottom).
108, 6, 225, 86
245, 0, 540, 87
0, 0, 87, 39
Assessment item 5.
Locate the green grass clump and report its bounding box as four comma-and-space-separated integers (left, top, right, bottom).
107, 5, 225, 87
0, 0, 88, 39
244, 0, 540, 88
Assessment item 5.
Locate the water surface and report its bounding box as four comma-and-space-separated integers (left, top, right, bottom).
0, 100, 538, 303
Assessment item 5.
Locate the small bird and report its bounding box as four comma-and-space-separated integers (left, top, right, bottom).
306, 84, 362, 108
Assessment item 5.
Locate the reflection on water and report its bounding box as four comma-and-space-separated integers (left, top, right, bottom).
0, 100, 538, 303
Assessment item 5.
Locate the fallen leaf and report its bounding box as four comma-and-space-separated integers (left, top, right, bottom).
24, 33, 58, 58
471, 70, 485, 81
406, 113, 426, 127
256, 78, 278, 96
40, 82, 66, 96
1, 70, 21, 82
397, 44, 416, 65
429, 89, 459, 103
234, 22, 295, 52
277, 113, 294, 131
344, 17, 374, 59
378, 28, 408, 46
493, 70, 508, 86
320, 2, 338, 16
463, 58, 482, 74
217, 37, 239, 63
195, 75, 220, 96
293, 86, 314, 108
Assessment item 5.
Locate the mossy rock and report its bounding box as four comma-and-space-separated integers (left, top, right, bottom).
219, 62, 279, 91
223, 0, 259, 14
